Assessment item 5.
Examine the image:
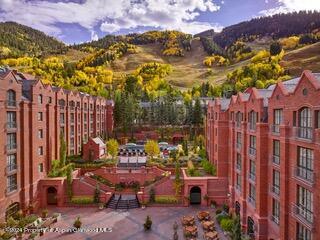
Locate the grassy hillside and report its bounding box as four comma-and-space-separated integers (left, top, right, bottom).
281, 42, 320, 76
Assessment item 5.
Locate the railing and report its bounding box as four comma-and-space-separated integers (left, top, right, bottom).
6, 101, 16, 107
6, 122, 17, 129
293, 166, 314, 184
272, 155, 280, 165
294, 127, 314, 141
6, 184, 17, 193
270, 185, 280, 196
236, 163, 241, 171
292, 204, 314, 226
248, 197, 256, 207
248, 172, 256, 182
271, 215, 280, 225
248, 123, 256, 131
236, 142, 241, 150
6, 143, 17, 151
271, 124, 280, 134
249, 147, 256, 156
7, 164, 17, 173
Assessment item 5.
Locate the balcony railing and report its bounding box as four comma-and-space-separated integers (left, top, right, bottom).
248, 197, 256, 207
6, 184, 17, 193
295, 127, 314, 140
294, 166, 314, 184
292, 204, 314, 226
248, 172, 256, 182
6, 143, 17, 151
6, 101, 17, 107
248, 123, 256, 131
270, 185, 280, 196
271, 124, 280, 134
249, 147, 256, 156
6, 122, 17, 129
271, 215, 280, 225
272, 155, 280, 165
236, 163, 241, 171
7, 164, 17, 173
236, 142, 241, 150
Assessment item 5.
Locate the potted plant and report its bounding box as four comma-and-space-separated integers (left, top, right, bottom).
143, 215, 152, 231
141, 200, 147, 209
41, 209, 49, 219
73, 216, 82, 229
98, 203, 104, 210
210, 200, 217, 209
203, 194, 209, 205
52, 213, 61, 223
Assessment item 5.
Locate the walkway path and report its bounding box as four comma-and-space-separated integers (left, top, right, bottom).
44, 206, 229, 240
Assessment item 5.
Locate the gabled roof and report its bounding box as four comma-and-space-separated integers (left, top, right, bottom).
92, 137, 105, 147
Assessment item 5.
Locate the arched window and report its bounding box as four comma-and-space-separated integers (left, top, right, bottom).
247, 217, 255, 238
298, 107, 312, 139
7, 90, 16, 107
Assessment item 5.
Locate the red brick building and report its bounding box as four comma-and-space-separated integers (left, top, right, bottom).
82, 137, 106, 161
205, 70, 320, 240
0, 68, 113, 220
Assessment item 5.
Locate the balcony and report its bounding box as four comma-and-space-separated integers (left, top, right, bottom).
271, 124, 280, 135
294, 127, 314, 141
271, 215, 280, 225
272, 155, 280, 165
6, 184, 17, 194
236, 163, 241, 171
236, 142, 242, 150
248, 123, 256, 132
6, 122, 17, 129
270, 185, 280, 196
6, 143, 17, 151
6, 101, 17, 108
293, 166, 314, 185
248, 197, 256, 207
7, 164, 17, 173
292, 204, 313, 227
248, 172, 256, 182
249, 147, 256, 156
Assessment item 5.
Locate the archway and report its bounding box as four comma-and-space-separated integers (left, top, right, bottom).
235, 201, 241, 216
247, 216, 255, 238
190, 186, 201, 204
5, 202, 20, 220
47, 187, 58, 205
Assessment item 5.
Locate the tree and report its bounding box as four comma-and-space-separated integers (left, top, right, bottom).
192, 98, 203, 126
269, 42, 282, 56
144, 140, 160, 159
94, 184, 101, 203
174, 161, 182, 195
59, 133, 67, 167
182, 140, 189, 156
107, 139, 119, 160
230, 215, 242, 240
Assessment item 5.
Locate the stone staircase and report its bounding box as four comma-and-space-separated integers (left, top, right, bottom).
107, 194, 140, 210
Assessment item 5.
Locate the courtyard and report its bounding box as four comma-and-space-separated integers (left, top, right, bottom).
43, 206, 228, 240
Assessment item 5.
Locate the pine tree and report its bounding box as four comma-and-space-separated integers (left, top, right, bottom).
59, 133, 66, 167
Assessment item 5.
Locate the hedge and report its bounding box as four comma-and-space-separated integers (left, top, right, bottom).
155, 196, 179, 204
71, 196, 94, 204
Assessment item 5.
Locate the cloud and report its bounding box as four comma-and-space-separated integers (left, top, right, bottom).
260, 0, 320, 16
0, 0, 222, 39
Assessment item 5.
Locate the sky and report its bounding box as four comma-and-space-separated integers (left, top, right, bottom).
0, 0, 320, 44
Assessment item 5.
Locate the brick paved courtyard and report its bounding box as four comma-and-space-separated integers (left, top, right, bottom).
43, 206, 229, 240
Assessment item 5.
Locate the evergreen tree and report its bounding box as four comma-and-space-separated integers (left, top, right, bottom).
230, 215, 242, 240
59, 133, 67, 167
270, 42, 282, 56
192, 98, 203, 126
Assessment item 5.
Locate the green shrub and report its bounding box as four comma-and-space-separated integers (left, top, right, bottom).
215, 208, 222, 215
90, 175, 113, 187
155, 196, 179, 204
216, 213, 229, 224
149, 188, 155, 203
71, 196, 94, 204
201, 159, 216, 176
220, 218, 234, 232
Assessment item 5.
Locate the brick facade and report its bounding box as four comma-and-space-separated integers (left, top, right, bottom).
205, 70, 320, 240
0, 69, 113, 220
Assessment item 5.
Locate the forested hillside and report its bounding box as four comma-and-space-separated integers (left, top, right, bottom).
0, 22, 67, 58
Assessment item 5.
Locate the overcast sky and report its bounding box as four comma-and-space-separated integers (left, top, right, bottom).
0, 0, 319, 44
